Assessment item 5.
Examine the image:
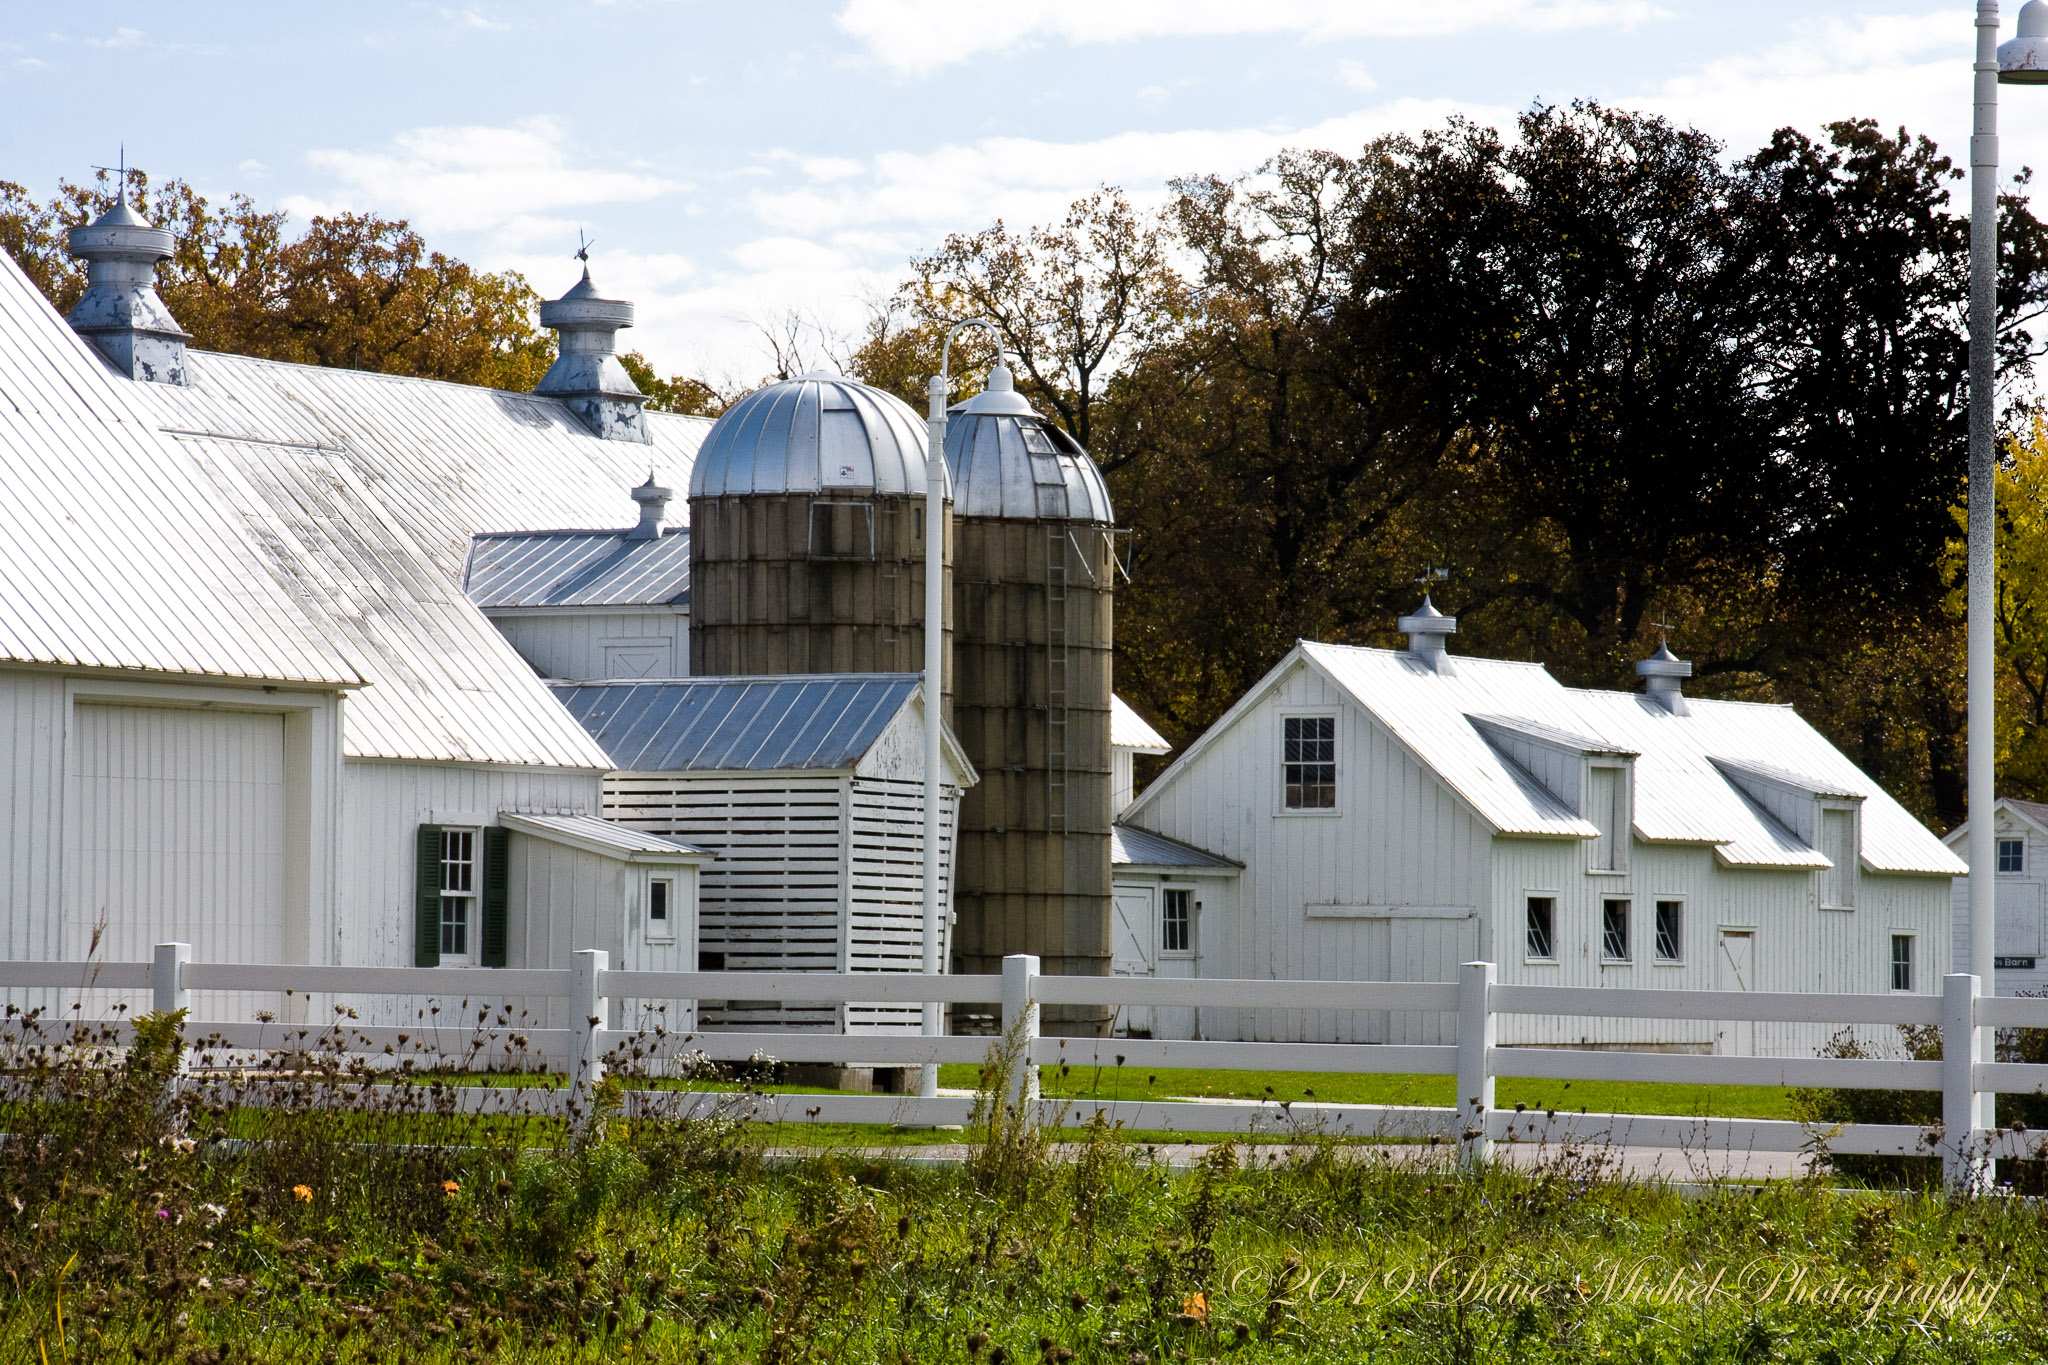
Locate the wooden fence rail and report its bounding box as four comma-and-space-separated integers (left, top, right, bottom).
5, 948, 2047, 1191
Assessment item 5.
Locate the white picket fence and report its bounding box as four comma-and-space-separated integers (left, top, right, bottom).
7, 948, 2048, 1190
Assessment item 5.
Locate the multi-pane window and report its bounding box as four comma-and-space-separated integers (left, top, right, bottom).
1654, 901, 1683, 962
1601, 899, 1630, 962
1161, 889, 1192, 954
2000, 839, 2026, 873
648, 878, 674, 941
1526, 897, 1556, 960
1891, 934, 1915, 993
1283, 716, 1336, 809
439, 828, 475, 957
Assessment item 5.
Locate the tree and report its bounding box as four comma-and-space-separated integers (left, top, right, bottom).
618, 352, 728, 417
2, 169, 554, 391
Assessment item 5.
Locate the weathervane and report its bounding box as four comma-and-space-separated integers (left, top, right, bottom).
575, 229, 595, 263
1414, 565, 1450, 590
90, 144, 129, 205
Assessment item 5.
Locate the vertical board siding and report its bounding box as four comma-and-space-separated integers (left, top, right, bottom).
487, 610, 689, 683
0, 672, 67, 967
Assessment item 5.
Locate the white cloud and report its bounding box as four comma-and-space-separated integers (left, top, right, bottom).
87, 27, 145, 49
1338, 59, 1377, 93
238, 158, 268, 176
296, 116, 683, 236
835, 0, 1664, 75
443, 7, 512, 31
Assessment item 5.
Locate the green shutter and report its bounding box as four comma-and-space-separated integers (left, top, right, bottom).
414, 824, 443, 968
481, 826, 510, 968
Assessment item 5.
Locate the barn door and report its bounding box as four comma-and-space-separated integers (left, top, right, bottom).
1111, 886, 1156, 1037
1718, 930, 1756, 1056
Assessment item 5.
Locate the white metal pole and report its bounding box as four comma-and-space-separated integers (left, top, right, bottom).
1969, 3, 2001, 1125
920, 372, 948, 1100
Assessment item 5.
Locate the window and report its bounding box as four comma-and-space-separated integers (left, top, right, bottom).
439, 828, 476, 959
1526, 897, 1556, 961
1654, 901, 1683, 963
1161, 889, 1192, 954
647, 878, 675, 942
2000, 839, 2026, 874
1283, 716, 1336, 809
1601, 899, 1630, 962
1891, 934, 1915, 993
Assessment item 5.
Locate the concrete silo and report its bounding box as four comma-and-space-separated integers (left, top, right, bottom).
944, 361, 1116, 1030
688, 374, 950, 686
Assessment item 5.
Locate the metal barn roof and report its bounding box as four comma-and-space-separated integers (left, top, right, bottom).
943, 410, 1114, 523
1111, 695, 1171, 753
0, 250, 360, 685
554, 674, 932, 773
465, 528, 692, 609
1112, 823, 1239, 870
1130, 640, 1962, 877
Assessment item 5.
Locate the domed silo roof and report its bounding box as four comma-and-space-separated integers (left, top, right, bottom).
689, 371, 932, 498
943, 362, 1113, 523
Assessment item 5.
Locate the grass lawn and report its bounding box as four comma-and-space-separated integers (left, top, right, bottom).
935, 1065, 1801, 1121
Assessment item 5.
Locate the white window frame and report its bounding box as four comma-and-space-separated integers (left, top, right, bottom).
1524, 892, 1560, 965
438, 826, 479, 967
1276, 710, 1341, 815
1999, 838, 2026, 874
646, 875, 677, 944
1599, 897, 1631, 964
1890, 932, 1916, 994
1159, 885, 1195, 959
1652, 898, 1685, 966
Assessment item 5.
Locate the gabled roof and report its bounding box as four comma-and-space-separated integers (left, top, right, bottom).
1126, 640, 1962, 877
0, 249, 360, 685
1112, 823, 1239, 870
465, 528, 691, 609
1941, 797, 2048, 848
498, 812, 710, 862
1111, 695, 1170, 753
552, 674, 974, 780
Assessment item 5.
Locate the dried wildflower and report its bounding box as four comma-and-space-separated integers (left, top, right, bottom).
293, 1185, 314, 1204
966, 1332, 989, 1355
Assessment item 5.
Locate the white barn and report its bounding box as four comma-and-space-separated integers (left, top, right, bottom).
0, 199, 719, 1025
1118, 605, 1964, 1051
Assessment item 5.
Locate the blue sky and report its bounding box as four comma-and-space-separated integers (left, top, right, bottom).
2, 2, 2039, 384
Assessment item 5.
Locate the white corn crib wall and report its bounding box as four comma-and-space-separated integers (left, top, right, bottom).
6, 949, 2047, 1192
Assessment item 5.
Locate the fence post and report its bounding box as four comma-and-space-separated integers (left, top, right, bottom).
151, 943, 191, 1129
1942, 972, 1990, 1193
1000, 953, 1041, 1120
571, 949, 609, 1135
1457, 960, 1496, 1167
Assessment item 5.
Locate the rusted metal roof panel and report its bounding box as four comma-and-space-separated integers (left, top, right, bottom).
174, 433, 613, 768
1111, 823, 1238, 869
0, 252, 359, 685
554, 675, 920, 772
464, 528, 691, 608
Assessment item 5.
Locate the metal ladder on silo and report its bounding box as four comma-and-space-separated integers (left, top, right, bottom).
1046, 526, 1069, 830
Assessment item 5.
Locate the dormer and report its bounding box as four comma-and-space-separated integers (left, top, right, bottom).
1711, 758, 1865, 908
1468, 715, 1637, 872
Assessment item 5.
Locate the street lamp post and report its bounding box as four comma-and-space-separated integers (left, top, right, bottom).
919, 318, 1004, 1100
1970, 0, 2048, 1137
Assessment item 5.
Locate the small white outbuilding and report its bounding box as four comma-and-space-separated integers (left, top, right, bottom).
552, 674, 976, 1033
1941, 797, 2048, 996
1118, 604, 1964, 1051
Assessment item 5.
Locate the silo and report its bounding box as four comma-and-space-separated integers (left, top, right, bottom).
944, 362, 1116, 1032
688, 373, 950, 687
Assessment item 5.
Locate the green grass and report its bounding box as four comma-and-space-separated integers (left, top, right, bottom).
935, 1065, 1801, 1122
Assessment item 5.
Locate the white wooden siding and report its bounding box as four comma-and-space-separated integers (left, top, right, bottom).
846, 776, 958, 1030
0, 671, 67, 964
487, 608, 689, 683
1953, 809, 2048, 996
66, 704, 287, 1020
